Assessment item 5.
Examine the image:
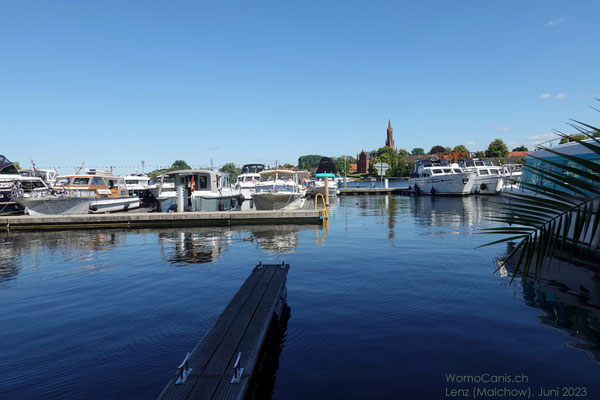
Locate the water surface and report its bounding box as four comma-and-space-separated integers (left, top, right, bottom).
1, 196, 598, 399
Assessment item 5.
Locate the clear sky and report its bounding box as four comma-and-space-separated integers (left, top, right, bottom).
1, 1, 598, 173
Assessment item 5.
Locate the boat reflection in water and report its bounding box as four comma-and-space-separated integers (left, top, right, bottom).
500, 243, 600, 363
159, 225, 317, 265
410, 195, 500, 227
159, 228, 235, 265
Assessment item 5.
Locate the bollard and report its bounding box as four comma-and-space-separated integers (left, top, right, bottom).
324, 177, 330, 206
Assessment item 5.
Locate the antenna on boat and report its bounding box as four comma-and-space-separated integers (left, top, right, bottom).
75, 162, 85, 175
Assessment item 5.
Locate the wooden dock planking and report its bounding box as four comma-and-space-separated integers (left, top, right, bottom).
158, 263, 289, 400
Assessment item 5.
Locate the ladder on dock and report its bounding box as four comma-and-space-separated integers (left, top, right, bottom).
158, 262, 290, 400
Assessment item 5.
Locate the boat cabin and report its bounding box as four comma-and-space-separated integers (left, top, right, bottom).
411, 159, 463, 178
241, 164, 266, 175
54, 175, 128, 197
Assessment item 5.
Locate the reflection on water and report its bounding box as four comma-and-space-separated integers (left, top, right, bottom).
159, 225, 312, 265
501, 244, 600, 362
0, 230, 126, 283
410, 195, 500, 228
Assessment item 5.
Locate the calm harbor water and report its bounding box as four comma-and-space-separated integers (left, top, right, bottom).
1, 196, 599, 399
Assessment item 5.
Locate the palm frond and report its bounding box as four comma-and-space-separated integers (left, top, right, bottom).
482, 123, 600, 281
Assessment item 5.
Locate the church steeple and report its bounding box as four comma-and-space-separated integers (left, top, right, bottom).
386, 119, 395, 149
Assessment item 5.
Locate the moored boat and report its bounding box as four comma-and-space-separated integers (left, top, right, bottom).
251, 169, 306, 210
408, 159, 475, 196
15, 172, 139, 215
155, 169, 242, 212
458, 158, 504, 194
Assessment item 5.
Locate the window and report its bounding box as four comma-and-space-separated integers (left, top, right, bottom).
453, 169, 462, 173
72, 177, 90, 185
91, 177, 105, 186
432, 169, 442, 174
443, 169, 452, 173
479, 170, 489, 175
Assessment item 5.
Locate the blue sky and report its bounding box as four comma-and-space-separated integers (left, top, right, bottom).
1, 1, 598, 172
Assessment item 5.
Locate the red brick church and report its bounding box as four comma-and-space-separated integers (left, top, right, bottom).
356, 120, 396, 173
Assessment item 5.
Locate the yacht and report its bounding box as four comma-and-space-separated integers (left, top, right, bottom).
154, 169, 242, 212
251, 170, 306, 210
0, 155, 50, 214
15, 172, 140, 215
307, 173, 340, 197
123, 173, 156, 207
236, 164, 265, 209
408, 159, 475, 196
458, 158, 504, 194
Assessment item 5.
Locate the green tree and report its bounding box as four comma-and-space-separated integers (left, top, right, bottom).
148, 160, 191, 181
334, 155, 356, 176
297, 155, 322, 170
397, 148, 409, 157
377, 146, 397, 166
474, 151, 485, 158
13, 161, 21, 170
512, 145, 529, 151
429, 145, 446, 154
559, 134, 588, 144
445, 146, 453, 153
219, 162, 241, 181
486, 139, 509, 158
411, 148, 425, 156
282, 163, 295, 169
453, 145, 469, 154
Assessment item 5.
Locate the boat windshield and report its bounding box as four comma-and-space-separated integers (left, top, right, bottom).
72, 177, 90, 185
256, 184, 295, 192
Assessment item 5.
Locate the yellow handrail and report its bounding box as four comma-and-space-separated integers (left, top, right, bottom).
314, 193, 329, 220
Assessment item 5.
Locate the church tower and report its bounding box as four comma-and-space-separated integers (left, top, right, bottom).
385, 119, 395, 150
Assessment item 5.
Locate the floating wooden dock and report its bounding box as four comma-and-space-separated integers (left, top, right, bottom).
339, 187, 414, 196
158, 263, 290, 400
0, 210, 323, 231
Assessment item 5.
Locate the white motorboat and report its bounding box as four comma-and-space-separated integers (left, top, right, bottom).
458, 158, 504, 194
155, 169, 242, 212
15, 172, 140, 215
236, 164, 265, 209
408, 159, 475, 196
251, 170, 306, 210
307, 173, 339, 197
124, 173, 156, 207
0, 155, 50, 214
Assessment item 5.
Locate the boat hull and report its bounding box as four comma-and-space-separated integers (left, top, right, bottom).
472, 175, 504, 194
158, 194, 242, 212
408, 173, 475, 196
16, 196, 140, 215
251, 193, 305, 210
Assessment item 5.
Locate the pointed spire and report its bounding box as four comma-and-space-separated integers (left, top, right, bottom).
388, 119, 392, 129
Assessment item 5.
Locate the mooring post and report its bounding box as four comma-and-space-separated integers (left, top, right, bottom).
324, 176, 330, 206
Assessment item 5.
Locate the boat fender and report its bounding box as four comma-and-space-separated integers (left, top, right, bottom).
167, 204, 177, 213
480, 183, 487, 191
89, 205, 98, 212
414, 183, 419, 193
250, 199, 254, 209
430, 187, 436, 195
237, 194, 245, 205
474, 186, 481, 194
462, 178, 469, 185
230, 197, 236, 208
124, 203, 130, 211
218, 201, 226, 211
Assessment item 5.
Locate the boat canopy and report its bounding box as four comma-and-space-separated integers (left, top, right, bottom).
0, 155, 19, 175
259, 169, 296, 179
315, 173, 336, 178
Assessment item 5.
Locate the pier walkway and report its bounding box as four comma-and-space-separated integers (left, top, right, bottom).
157, 263, 290, 400
0, 210, 323, 231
